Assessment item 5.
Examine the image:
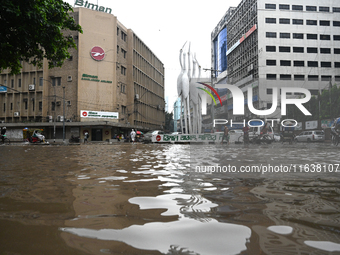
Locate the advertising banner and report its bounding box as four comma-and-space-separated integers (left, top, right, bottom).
81, 110, 119, 119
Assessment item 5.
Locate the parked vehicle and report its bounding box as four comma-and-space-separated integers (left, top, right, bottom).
144, 130, 165, 142
248, 124, 274, 140
69, 135, 80, 143
294, 130, 325, 142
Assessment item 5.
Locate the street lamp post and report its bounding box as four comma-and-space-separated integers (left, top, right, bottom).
63, 86, 65, 142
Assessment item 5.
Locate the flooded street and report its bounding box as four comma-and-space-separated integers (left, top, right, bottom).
0, 142, 340, 255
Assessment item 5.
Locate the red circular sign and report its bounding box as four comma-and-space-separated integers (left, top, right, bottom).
82, 111, 88, 117
90, 46, 105, 61
156, 135, 161, 142
105, 131, 109, 135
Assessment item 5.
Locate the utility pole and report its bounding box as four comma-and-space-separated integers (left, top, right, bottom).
63, 86, 65, 142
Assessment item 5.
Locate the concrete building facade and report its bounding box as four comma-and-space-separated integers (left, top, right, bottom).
0, 7, 165, 141
211, 0, 340, 123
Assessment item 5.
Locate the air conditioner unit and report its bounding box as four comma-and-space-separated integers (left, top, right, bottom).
56, 101, 61, 106
67, 75, 72, 82
28, 84, 35, 91
57, 115, 64, 122
48, 115, 53, 122
14, 111, 20, 117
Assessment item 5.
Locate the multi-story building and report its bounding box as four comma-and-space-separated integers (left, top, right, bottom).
211, 0, 340, 122
0, 7, 165, 141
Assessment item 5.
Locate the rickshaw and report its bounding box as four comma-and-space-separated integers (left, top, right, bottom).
280, 124, 295, 144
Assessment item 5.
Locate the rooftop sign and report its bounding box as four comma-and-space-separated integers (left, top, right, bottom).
74, 0, 112, 14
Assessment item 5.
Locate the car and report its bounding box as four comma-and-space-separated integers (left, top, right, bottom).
295, 130, 325, 142
248, 124, 274, 139
143, 130, 165, 142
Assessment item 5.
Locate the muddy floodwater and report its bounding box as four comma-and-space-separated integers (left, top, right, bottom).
0, 142, 340, 255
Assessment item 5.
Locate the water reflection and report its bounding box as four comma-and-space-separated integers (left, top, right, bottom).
0, 143, 340, 254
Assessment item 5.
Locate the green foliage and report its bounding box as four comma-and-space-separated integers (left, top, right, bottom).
165, 111, 174, 132
0, 0, 83, 74
286, 84, 340, 121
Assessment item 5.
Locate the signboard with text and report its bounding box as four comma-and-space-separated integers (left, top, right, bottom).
81, 110, 118, 119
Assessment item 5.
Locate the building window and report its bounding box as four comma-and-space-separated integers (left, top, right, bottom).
320, 34, 330, 40
266, 74, 276, 80
33, 77, 36, 85
279, 46, 290, 52
24, 101, 27, 110
320, 48, 331, 54
117, 45, 119, 54
3, 103, 5, 112
266, 46, 276, 52
335, 62, 340, 68
52, 77, 61, 86
279, 18, 290, 24
294, 61, 304, 67
265, 18, 276, 24
266, 32, 277, 38
308, 61, 318, 67
334, 48, 340, 54
307, 47, 318, 53
117, 27, 119, 36
266, 88, 273, 95
306, 20, 317, 25
335, 76, 340, 81
294, 75, 304, 80
308, 75, 318, 81
293, 19, 303, 25
334, 21, 340, 27
320, 20, 330, 26
310, 90, 319, 95
265, 3, 276, 9
120, 83, 126, 93
280, 60, 291, 66
121, 66, 126, 75
39, 101, 42, 111
321, 76, 332, 81
11, 79, 14, 88
121, 105, 126, 114
319, 6, 330, 12
334, 35, 340, 41
306, 6, 317, 11
39, 77, 43, 86
121, 31, 127, 41
280, 74, 291, 80
293, 33, 304, 39
333, 7, 340, 12
279, 4, 289, 10
293, 47, 304, 53
280, 33, 290, 38
307, 34, 317, 40
292, 5, 303, 11
51, 102, 55, 111
266, 59, 276, 66
18, 78, 21, 87
121, 48, 127, 58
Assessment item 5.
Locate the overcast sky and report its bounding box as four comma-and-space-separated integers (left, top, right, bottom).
64, 0, 241, 112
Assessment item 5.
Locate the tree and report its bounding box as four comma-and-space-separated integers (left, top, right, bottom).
164, 111, 174, 133
0, 0, 82, 74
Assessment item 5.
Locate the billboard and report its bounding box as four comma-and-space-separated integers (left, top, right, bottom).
81, 110, 119, 119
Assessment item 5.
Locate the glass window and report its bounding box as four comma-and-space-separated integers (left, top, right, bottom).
294, 75, 304, 80
333, 7, 340, 12
52, 77, 61, 86
334, 35, 340, 41
266, 46, 276, 52
293, 47, 304, 53
280, 74, 291, 80
308, 61, 318, 67
18, 78, 21, 87
279, 4, 289, 10
292, 5, 303, 11
319, 6, 329, 12
320, 34, 330, 40
334, 21, 340, 27
280, 33, 290, 38
280, 60, 291, 66
11, 79, 14, 88
307, 34, 317, 40
266, 18, 276, 24
334, 48, 340, 54
307, 47, 317, 53
294, 61, 304, 66
335, 62, 340, 68
320, 20, 330, 26
279, 46, 290, 52
39, 101, 42, 111
266, 32, 277, 38
320, 48, 331, 54
265, 3, 276, 9
308, 75, 318, 81
267, 88, 273, 94
306, 20, 317, 25
293, 33, 304, 39
266, 59, 276, 65
306, 6, 317, 11
266, 74, 276, 80
321, 76, 332, 81
279, 18, 290, 24
39, 77, 43, 86
293, 19, 303, 25
335, 76, 340, 81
